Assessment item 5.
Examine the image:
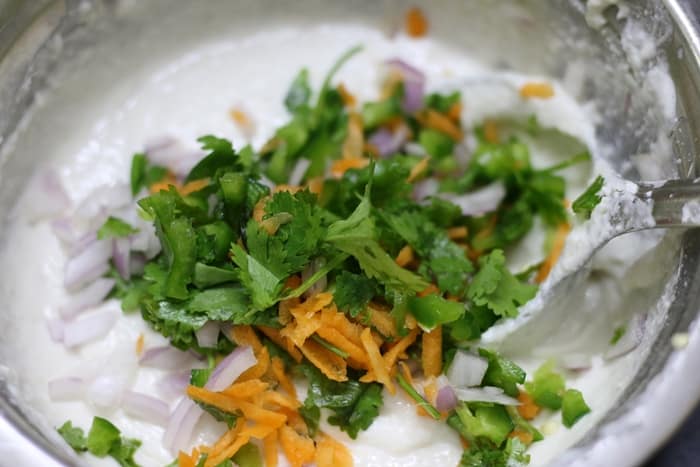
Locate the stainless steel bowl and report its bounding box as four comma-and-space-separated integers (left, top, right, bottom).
0, 1, 699, 465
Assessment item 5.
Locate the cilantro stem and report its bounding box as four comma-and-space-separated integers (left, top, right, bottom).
311, 334, 350, 358
318, 45, 364, 103
396, 374, 441, 420
282, 253, 349, 300
542, 151, 590, 173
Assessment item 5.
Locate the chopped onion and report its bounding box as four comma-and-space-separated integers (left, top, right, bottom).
68, 232, 98, 258
288, 159, 311, 187
437, 181, 506, 216
454, 386, 521, 405
157, 372, 191, 399
113, 237, 131, 280
59, 278, 116, 319
50, 218, 79, 246
413, 178, 439, 201
86, 375, 127, 408
385, 59, 425, 113
140, 346, 195, 370
130, 252, 147, 276
48, 377, 85, 401
64, 238, 112, 291
74, 185, 132, 222
46, 317, 65, 343
164, 397, 203, 453
63, 310, 118, 348
368, 125, 409, 157
130, 225, 161, 260
404, 142, 427, 157
447, 350, 489, 387
206, 346, 257, 391
122, 391, 170, 426
604, 314, 645, 361
25, 168, 71, 221
435, 385, 458, 412
195, 321, 221, 349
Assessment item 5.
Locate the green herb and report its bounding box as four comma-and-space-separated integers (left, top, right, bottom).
284, 69, 312, 112
524, 360, 566, 410
468, 250, 537, 318
186, 135, 241, 182
424, 91, 460, 113
396, 373, 441, 420
610, 325, 626, 345
419, 128, 454, 158
478, 348, 526, 398
58, 417, 142, 467
97, 216, 138, 240
406, 294, 465, 331
459, 438, 530, 467
130, 152, 168, 196
572, 175, 604, 219
561, 389, 591, 427
333, 271, 377, 317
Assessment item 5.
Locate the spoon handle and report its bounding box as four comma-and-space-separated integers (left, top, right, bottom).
638, 179, 700, 228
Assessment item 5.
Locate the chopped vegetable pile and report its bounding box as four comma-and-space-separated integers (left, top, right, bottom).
51, 36, 605, 467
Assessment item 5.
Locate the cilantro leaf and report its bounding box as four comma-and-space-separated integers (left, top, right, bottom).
333, 271, 377, 317
57, 421, 87, 452
284, 68, 312, 113
407, 294, 465, 331
299, 397, 321, 437
572, 175, 604, 219
193, 263, 238, 289
459, 438, 530, 467
230, 242, 284, 312
97, 216, 138, 240
186, 135, 240, 182
130, 153, 168, 196
468, 250, 537, 318
188, 287, 250, 322
425, 91, 460, 113
87, 416, 122, 457
141, 299, 207, 351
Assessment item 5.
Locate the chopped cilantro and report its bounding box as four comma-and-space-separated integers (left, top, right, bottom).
468, 250, 537, 318
284, 68, 312, 112
459, 438, 530, 467
572, 175, 604, 219
610, 325, 626, 345
130, 152, 168, 196
58, 417, 142, 467
478, 348, 526, 398
97, 216, 138, 240
333, 271, 377, 317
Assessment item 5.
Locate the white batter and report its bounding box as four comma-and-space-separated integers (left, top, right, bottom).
0, 14, 677, 467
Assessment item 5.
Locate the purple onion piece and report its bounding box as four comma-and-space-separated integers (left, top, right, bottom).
64, 238, 112, 292
437, 181, 506, 217
157, 372, 191, 399
140, 346, 195, 370
206, 346, 257, 391
59, 278, 116, 319
112, 237, 131, 280
195, 321, 221, 349
122, 391, 170, 426
63, 311, 118, 348
164, 397, 203, 454
435, 385, 458, 412
385, 58, 426, 113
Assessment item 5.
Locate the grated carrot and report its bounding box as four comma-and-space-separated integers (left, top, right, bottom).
405, 7, 429, 37
239, 346, 270, 382
205, 433, 250, 467
260, 390, 300, 410
535, 222, 571, 283
447, 102, 462, 122
483, 119, 500, 144
342, 113, 364, 160
422, 326, 443, 378
424, 377, 438, 406
177, 451, 196, 467
337, 83, 357, 108
316, 327, 369, 369
306, 176, 324, 195
221, 379, 269, 399
395, 244, 415, 267
230, 325, 263, 353
252, 196, 270, 223
208, 419, 243, 458
366, 303, 398, 338
447, 226, 468, 240
315, 434, 353, 467
519, 82, 555, 99
263, 429, 279, 467
361, 327, 395, 393
279, 425, 316, 467
407, 157, 430, 183
271, 357, 297, 399
509, 429, 534, 445
186, 385, 241, 414
229, 107, 256, 139
135, 333, 144, 356
282, 315, 322, 348
273, 184, 302, 194
320, 307, 365, 348
299, 339, 348, 382
417, 109, 463, 141
517, 391, 541, 420
418, 284, 440, 297
330, 157, 369, 178
180, 178, 210, 196
257, 326, 303, 363
383, 328, 419, 372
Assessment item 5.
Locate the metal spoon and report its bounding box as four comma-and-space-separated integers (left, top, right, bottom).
479, 177, 700, 349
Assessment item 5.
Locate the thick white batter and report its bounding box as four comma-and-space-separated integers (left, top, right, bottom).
0, 17, 676, 467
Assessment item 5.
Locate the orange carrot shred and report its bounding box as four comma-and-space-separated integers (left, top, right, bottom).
422, 326, 443, 377
279, 425, 316, 467
535, 222, 571, 283
220, 379, 269, 399
483, 120, 500, 144
407, 157, 430, 183
239, 346, 270, 382
271, 357, 297, 399
405, 7, 429, 37
180, 178, 210, 195
520, 82, 555, 99
361, 327, 395, 393
395, 244, 415, 267
367, 303, 398, 338
299, 338, 348, 381
316, 327, 369, 369
263, 429, 279, 467
230, 325, 263, 353
342, 113, 364, 160
447, 226, 468, 240
337, 83, 357, 108
418, 284, 440, 297
330, 158, 369, 178
135, 333, 144, 356
257, 326, 303, 363
517, 391, 541, 420
417, 109, 463, 141
447, 102, 462, 122
178, 451, 196, 467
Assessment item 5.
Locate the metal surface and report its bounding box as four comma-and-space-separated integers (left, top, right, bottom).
0, 1, 698, 466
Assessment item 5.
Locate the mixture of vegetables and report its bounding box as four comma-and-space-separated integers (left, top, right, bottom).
50, 39, 603, 467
